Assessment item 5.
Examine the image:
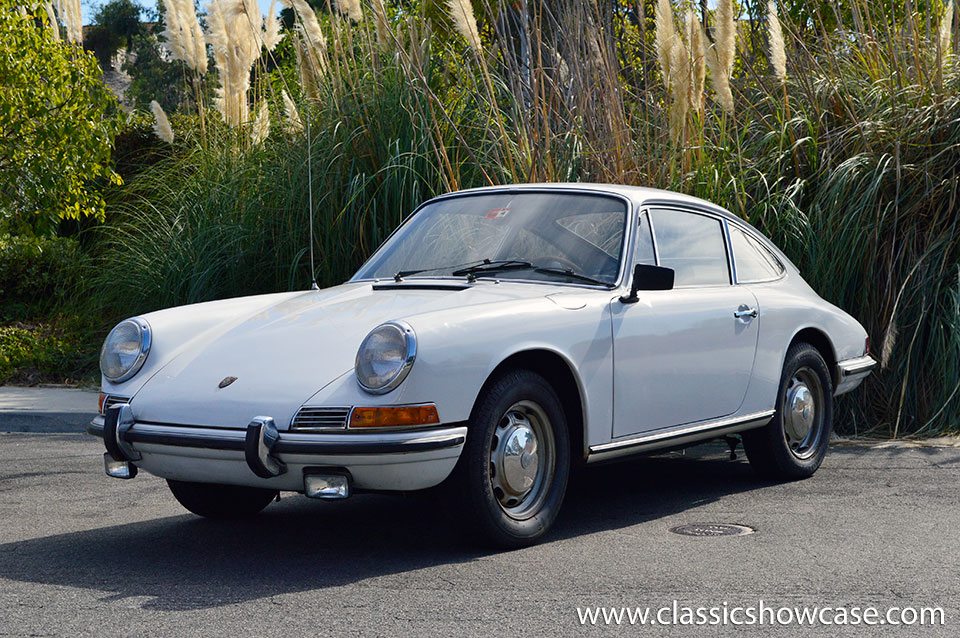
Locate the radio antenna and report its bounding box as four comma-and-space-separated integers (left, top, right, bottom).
306, 104, 318, 290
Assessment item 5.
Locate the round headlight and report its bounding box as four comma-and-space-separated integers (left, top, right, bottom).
100, 318, 151, 383
355, 321, 416, 394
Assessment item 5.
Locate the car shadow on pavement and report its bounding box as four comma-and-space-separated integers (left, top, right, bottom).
0, 447, 764, 611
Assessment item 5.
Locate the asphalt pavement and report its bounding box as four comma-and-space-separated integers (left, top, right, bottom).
0, 431, 957, 636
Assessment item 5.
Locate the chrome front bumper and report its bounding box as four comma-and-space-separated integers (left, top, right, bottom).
835, 355, 878, 396
88, 410, 467, 492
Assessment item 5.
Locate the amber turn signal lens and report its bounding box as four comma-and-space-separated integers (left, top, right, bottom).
98, 393, 107, 415
349, 404, 440, 428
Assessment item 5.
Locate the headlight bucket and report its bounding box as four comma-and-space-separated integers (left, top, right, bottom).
100, 318, 152, 383
355, 321, 417, 394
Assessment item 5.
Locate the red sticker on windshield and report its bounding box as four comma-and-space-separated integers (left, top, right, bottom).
485, 207, 510, 219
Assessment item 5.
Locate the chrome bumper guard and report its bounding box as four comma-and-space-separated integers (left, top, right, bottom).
835, 354, 878, 396
839, 355, 878, 377
90, 405, 467, 482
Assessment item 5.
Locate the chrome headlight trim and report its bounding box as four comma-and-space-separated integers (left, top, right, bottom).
355, 321, 417, 395
99, 317, 152, 383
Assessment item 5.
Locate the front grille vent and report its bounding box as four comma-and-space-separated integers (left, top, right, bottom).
291, 406, 352, 431
103, 395, 131, 411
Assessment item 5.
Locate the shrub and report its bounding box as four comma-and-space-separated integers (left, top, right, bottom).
0, 235, 85, 322
0, 323, 94, 386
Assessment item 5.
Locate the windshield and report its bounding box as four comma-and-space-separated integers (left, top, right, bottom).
352, 191, 628, 286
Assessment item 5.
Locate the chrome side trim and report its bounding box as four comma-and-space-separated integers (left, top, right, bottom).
587, 410, 775, 463
839, 355, 878, 377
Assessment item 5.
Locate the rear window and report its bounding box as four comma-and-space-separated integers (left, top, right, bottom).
729, 225, 784, 283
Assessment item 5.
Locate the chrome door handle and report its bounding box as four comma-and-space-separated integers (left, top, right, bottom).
734, 307, 758, 319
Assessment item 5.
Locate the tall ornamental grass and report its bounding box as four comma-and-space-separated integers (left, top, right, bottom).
92, 0, 960, 436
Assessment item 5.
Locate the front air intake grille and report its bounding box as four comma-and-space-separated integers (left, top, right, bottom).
103, 395, 131, 411
291, 406, 352, 431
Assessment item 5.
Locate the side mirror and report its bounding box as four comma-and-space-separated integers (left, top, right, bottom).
620, 264, 674, 304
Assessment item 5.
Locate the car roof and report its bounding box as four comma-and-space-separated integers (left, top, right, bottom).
447, 182, 743, 221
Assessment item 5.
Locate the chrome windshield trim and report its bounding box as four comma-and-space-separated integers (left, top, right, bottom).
349, 187, 635, 291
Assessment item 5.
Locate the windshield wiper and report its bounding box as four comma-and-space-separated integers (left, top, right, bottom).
393, 259, 490, 281
532, 267, 612, 287
395, 259, 609, 287
450, 260, 533, 277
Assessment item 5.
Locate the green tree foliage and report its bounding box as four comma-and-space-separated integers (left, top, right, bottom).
85, 0, 144, 64
123, 33, 194, 111
0, 1, 122, 235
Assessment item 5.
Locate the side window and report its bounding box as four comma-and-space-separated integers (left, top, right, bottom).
634, 213, 656, 266
729, 225, 784, 283
651, 209, 730, 287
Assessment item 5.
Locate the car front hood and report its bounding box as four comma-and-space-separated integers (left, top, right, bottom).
129, 281, 558, 428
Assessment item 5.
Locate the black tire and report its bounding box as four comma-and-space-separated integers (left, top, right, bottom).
167, 480, 278, 519
742, 342, 834, 480
450, 369, 570, 549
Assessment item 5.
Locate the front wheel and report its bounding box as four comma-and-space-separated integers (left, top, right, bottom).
450, 369, 570, 548
742, 342, 834, 480
167, 480, 278, 519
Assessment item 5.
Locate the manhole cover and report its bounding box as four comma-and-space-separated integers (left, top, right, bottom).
669, 523, 755, 537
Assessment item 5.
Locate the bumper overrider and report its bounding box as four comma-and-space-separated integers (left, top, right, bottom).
89, 404, 467, 496
835, 354, 878, 396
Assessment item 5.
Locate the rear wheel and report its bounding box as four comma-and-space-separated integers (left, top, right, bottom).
742, 342, 834, 480
450, 369, 570, 548
167, 480, 278, 519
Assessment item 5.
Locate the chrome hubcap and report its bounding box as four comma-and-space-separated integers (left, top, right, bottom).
489, 400, 555, 519
783, 367, 824, 460
786, 384, 815, 441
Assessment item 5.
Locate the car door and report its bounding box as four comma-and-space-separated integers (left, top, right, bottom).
610, 207, 760, 438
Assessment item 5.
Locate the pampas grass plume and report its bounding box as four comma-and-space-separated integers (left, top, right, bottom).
42, 2, 60, 41
767, 0, 787, 84
706, 0, 736, 114
263, 0, 283, 52
687, 9, 705, 114
337, 0, 363, 22
160, 0, 207, 73
655, 0, 677, 88
251, 99, 270, 146
281, 89, 304, 133
940, 0, 955, 57
150, 101, 174, 144
54, 0, 82, 43
281, 0, 328, 52
371, 0, 392, 51
446, 0, 481, 51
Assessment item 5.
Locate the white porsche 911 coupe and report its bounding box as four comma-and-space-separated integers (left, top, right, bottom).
91, 184, 876, 547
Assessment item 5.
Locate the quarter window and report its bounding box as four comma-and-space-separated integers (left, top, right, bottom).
634, 213, 656, 266
729, 225, 784, 283
651, 210, 730, 286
